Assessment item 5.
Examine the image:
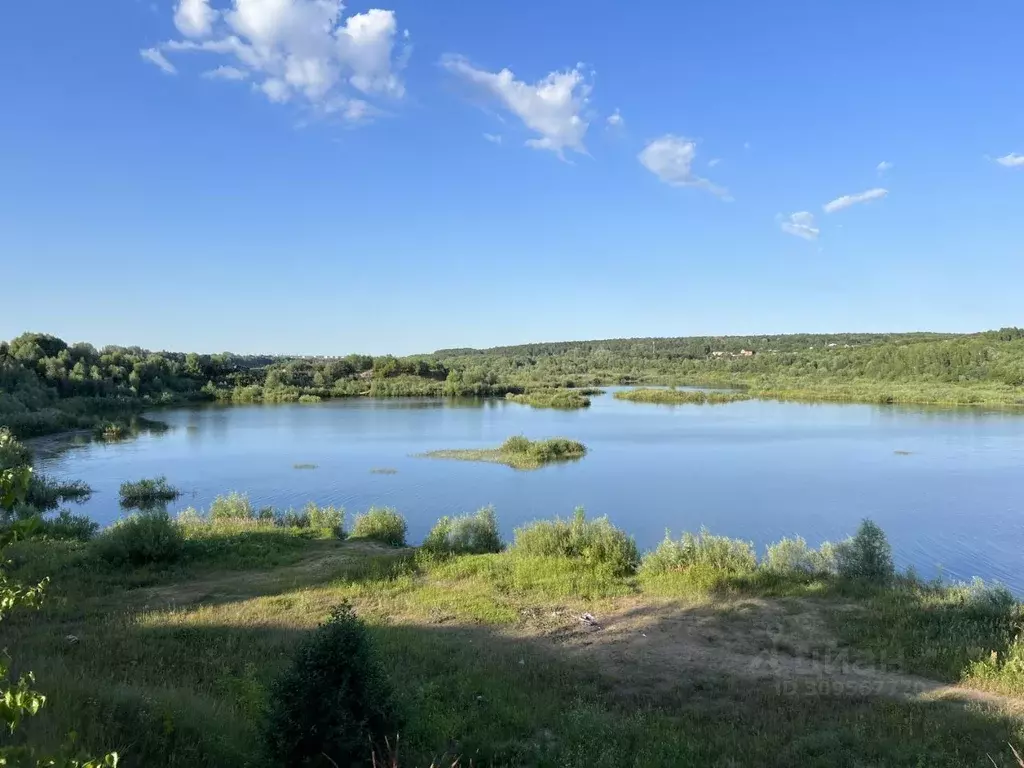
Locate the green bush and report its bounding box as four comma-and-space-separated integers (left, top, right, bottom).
209, 492, 255, 521
762, 536, 837, 576
511, 508, 639, 576
422, 506, 503, 556
350, 507, 406, 547
279, 502, 344, 537
93, 510, 184, 566
641, 528, 757, 575
38, 510, 98, 541
118, 476, 181, 508
835, 519, 894, 584
264, 603, 399, 767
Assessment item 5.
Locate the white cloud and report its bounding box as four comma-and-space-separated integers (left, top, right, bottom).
203, 64, 248, 80
174, 0, 216, 38
877, 160, 893, 175
261, 77, 291, 102
823, 187, 888, 214
780, 211, 819, 241
483, 133, 502, 144
707, 158, 721, 167
146, 0, 409, 120
743, 141, 751, 150
140, 47, 177, 74
637, 135, 729, 199
607, 108, 623, 127
995, 153, 1024, 168
442, 55, 591, 157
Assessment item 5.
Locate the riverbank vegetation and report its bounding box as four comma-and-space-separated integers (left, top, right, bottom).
2, 501, 1023, 764
422, 436, 588, 470
615, 388, 752, 405
7, 327, 1024, 439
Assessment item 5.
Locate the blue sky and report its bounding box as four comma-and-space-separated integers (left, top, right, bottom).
2, 0, 1022, 355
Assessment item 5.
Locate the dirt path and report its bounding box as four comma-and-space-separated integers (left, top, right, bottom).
535, 597, 1023, 711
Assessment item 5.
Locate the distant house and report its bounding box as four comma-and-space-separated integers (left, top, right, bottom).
739, 349, 755, 357
711, 351, 727, 358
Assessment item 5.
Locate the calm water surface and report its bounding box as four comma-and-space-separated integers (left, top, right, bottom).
33, 389, 1024, 592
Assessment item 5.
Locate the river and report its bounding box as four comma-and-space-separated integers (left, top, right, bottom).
32, 388, 1024, 592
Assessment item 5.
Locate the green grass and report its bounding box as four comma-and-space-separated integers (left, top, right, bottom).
615, 388, 752, 405
421, 436, 587, 470
505, 390, 591, 409
3, 513, 1023, 767
118, 476, 181, 508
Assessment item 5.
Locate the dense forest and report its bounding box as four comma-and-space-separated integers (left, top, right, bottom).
3, 328, 1024, 436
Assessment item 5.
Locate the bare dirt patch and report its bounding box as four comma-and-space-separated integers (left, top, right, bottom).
535, 596, 1023, 710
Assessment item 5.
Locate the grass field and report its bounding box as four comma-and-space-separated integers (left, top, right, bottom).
4, 517, 1024, 768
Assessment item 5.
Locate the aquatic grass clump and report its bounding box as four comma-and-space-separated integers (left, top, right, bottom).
614, 388, 751, 405
641, 528, 758, 575
118, 476, 181, 508
422, 506, 503, 556
293, 463, 318, 470
505, 390, 591, 409
511, 507, 639, 576
421, 436, 587, 470
350, 506, 407, 547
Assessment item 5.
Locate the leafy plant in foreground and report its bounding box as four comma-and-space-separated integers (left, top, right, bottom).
264, 603, 399, 767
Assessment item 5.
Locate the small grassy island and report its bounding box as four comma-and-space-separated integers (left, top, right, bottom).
615, 388, 752, 405
118, 476, 182, 508
421, 436, 588, 470
505, 390, 591, 409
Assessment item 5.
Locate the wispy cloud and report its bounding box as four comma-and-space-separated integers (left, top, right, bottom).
638, 135, 729, 199
202, 65, 248, 80
142, 0, 410, 121
780, 211, 819, 241
995, 153, 1024, 168
441, 55, 592, 158
707, 158, 721, 167
823, 187, 888, 214
606, 108, 623, 127
483, 133, 502, 145
876, 160, 893, 175
140, 47, 177, 74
